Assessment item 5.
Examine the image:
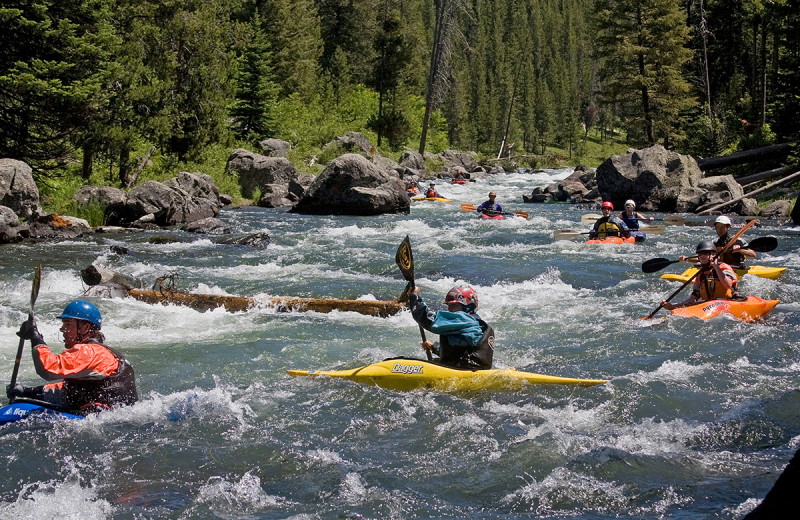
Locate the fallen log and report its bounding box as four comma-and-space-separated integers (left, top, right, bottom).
696, 143, 794, 171
697, 169, 800, 215
81, 265, 409, 317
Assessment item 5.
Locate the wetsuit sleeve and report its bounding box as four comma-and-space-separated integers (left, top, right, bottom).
32, 343, 118, 381
409, 293, 436, 330
496, 204, 503, 213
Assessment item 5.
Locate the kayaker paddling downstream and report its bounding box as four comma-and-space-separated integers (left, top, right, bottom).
409, 285, 494, 370
7, 299, 138, 414
660, 241, 739, 311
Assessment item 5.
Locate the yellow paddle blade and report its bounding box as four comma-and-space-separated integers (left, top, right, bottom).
581, 213, 603, 223
553, 230, 584, 241
640, 225, 666, 234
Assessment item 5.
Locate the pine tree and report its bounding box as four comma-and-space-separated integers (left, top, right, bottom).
231, 14, 280, 142
0, 0, 118, 175
594, 0, 694, 146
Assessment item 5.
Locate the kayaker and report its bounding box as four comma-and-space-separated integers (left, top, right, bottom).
406, 180, 420, 195
476, 192, 503, 216
409, 286, 494, 370
619, 199, 653, 230
661, 241, 740, 310
589, 201, 630, 239
6, 300, 138, 413
677, 216, 757, 266
425, 182, 443, 198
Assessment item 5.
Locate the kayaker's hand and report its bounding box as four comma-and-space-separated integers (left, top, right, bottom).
6, 384, 23, 399
660, 300, 676, 310
421, 340, 434, 352
17, 320, 43, 345
678, 256, 687, 262
413, 287, 420, 296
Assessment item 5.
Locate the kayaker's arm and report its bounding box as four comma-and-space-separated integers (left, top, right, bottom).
409, 292, 435, 330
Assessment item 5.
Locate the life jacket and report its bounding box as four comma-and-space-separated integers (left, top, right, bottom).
439, 318, 494, 370
425, 189, 440, 198
714, 235, 747, 266
693, 264, 738, 301
595, 217, 622, 238
59, 344, 138, 411
619, 212, 639, 230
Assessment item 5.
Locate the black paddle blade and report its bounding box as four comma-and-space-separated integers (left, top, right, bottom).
395, 236, 415, 284
748, 236, 778, 252
31, 264, 41, 309
641, 257, 678, 273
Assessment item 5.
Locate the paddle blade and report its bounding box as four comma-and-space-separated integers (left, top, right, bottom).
663, 215, 685, 225
460, 204, 476, 212
641, 258, 678, 273
640, 224, 665, 234
30, 264, 41, 312
514, 212, 529, 219
553, 230, 582, 241
395, 236, 415, 284
581, 213, 602, 223
748, 236, 778, 252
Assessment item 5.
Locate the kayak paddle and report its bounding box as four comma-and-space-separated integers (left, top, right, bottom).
554, 227, 663, 241
395, 236, 432, 362
9, 265, 41, 403
643, 219, 758, 319
460, 204, 529, 219
640, 236, 778, 273
581, 213, 684, 225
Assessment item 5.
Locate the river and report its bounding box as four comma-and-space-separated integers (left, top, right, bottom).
1, 169, 798, 519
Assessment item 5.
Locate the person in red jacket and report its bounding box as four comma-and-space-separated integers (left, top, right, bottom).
7, 300, 138, 413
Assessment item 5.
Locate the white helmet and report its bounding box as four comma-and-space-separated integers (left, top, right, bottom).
715, 215, 732, 226
624, 199, 635, 208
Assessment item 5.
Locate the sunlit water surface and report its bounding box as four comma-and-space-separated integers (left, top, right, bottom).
1, 169, 799, 519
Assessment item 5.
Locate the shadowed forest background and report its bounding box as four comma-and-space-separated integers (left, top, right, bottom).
1, 0, 798, 209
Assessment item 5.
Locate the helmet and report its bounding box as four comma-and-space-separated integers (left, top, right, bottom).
429, 182, 436, 186
625, 199, 636, 208
715, 215, 731, 226
696, 240, 716, 254
444, 285, 478, 310
59, 300, 102, 328
601, 201, 614, 210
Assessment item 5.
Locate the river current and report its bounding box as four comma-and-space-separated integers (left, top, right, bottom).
1, 169, 799, 519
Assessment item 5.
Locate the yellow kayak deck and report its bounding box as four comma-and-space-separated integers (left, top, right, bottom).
411, 197, 453, 202
661, 265, 786, 282
287, 358, 608, 392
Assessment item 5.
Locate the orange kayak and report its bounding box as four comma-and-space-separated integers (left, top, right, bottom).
586, 236, 637, 245
671, 296, 779, 322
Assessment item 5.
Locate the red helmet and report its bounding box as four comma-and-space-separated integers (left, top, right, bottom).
444, 285, 478, 310
601, 201, 614, 210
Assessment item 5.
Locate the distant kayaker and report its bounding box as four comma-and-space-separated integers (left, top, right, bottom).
6, 300, 138, 413
406, 180, 420, 195
409, 286, 494, 370
661, 241, 740, 310
619, 199, 653, 230
589, 201, 630, 239
677, 216, 757, 266
425, 182, 443, 199
476, 192, 503, 216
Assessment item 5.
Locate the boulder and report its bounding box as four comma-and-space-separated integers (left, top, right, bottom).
257, 184, 293, 208
0, 205, 29, 243
215, 232, 270, 248
440, 150, 479, 173
596, 145, 703, 211
165, 172, 220, 206
0, 159, 40, 219
28, 213, 92, 239
259, 138, 291, 157
110, 178, 218, 227
226, 148, 297, 200
291, 154, 410, 216
732, 197, 759, 217
72, 185, 126, 207
399, 150, 425, 171
181, 217, 230, 234
759, 200, 793, 219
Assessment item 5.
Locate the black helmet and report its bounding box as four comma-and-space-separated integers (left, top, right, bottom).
696, 240, 716, 254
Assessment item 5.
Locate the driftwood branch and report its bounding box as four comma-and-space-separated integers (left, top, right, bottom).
696, 143, 794, 171
697, 170, 800, 215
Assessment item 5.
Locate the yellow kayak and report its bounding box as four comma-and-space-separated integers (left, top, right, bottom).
287, 358, 608, 392
661, 265, 786, 282
411, 196, 453, 202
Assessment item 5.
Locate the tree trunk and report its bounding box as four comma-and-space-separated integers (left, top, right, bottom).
419, 0, 447, 155
696, 142, 794, 170
119, 146, 131, 187
81, 140, 94, 180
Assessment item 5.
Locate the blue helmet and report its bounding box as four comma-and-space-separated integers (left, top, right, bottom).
59, 300, 102, 328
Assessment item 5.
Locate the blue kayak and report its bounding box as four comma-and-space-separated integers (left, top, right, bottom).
0, 399, 83, 425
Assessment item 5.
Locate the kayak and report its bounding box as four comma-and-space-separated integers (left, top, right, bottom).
412, 197, 453, 203
586, 236, 639, 245
661, 265, 787, 283
287, 358, 608, 392
670, 296, 779, 322
451, 179, 467, 184
479, 213, 504, 220
0, 398, 83, 426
